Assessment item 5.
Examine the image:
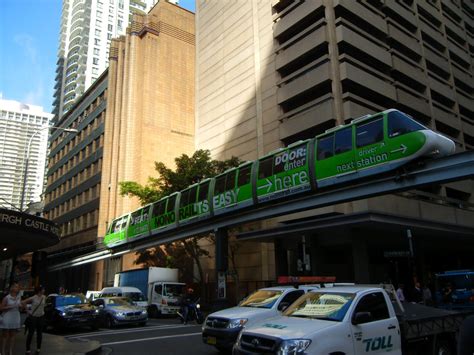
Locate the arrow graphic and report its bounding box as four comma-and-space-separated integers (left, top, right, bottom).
390, 144, 407, 154
257, 178, 273, 193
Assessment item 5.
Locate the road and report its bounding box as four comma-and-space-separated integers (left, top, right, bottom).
61, 318, 223, 355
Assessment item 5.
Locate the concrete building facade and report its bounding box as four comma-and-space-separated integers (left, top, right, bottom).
54, 0, 158, 117
0, 99, 53, 211
44, 72, 107, 292
195, 0, 474, 286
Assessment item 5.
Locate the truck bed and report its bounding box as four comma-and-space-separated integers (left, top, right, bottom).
394, 302, 471, 340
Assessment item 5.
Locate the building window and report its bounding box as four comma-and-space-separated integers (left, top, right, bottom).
108, 24, 113, 31
92, 67, 98, 75
107, 33, 112, 40
117, 19, 123, 29
93, 57, 99, 65
95, 29, 101, 36
108, 14, 113, 22
94, 38, 100, 45
94, 48, 100, 55
96, 10, 102, 17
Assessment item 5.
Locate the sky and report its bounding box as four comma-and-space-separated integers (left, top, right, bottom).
0, 0, 196, 113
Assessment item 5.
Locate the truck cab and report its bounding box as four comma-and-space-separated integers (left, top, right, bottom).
202, 285, 318, 352
148, 281, 185, 316
233, 286, 402, 355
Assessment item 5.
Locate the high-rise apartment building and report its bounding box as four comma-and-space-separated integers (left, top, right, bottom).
196, 0, 474, 284
0, 99, 53, 211
53, 0, 158, 117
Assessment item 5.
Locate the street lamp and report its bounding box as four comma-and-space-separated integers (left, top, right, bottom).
20, 126, 78, 212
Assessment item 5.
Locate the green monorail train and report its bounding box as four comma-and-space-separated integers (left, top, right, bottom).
104, 109, 455, 247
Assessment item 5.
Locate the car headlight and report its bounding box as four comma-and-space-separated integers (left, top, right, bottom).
277, 339, 311, 355
228, 318, 248, 329
141, 310, 147, 315
61, 312, 67, 317
116, 312, 125, 317
196, 304, 201, 309
95, 309, 100, 314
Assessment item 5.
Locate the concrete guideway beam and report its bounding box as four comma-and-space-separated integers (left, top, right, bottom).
48, 151, 474, 271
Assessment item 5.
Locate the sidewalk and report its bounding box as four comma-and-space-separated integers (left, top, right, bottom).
13, 329, 101, 355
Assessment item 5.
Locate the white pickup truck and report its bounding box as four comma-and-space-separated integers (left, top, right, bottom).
233, 285, 471, 355
202, 285, 319, 352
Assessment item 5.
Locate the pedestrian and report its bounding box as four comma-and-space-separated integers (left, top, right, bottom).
422, 284, 433, 306
396, 284, 405, 302
22, 285, 46, 354
0, 282, 22, 355
458, 315, 474, 355
412, 282, 423, 303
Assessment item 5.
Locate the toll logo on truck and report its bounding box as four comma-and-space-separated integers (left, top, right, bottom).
362, 336, 393, 352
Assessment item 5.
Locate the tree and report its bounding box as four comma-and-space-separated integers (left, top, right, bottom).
120, 149, 241, 286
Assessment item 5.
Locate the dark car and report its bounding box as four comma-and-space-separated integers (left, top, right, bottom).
44, 294, 100, 330
93, 297, 147, 328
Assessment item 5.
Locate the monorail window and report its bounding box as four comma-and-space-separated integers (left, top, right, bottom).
198, 181, 209, 201
356, 118, 383, 148
237, 164, 252, 186
259, 157, 273, 179
167, 195, 176, 212
214, 175, 226, 195
111, 217, 125, 232
179, 189, 190, 207
317, 135, 334, 160
130, 210, 141, 225
152, 200, 166, 217
225, 170, 236, 191
335, 127, 352, 154
188, 186, 198, 204
388, 111, 425, 137
273, 150, 287, 174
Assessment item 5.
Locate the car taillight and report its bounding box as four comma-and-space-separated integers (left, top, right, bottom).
162, 299, 167, 305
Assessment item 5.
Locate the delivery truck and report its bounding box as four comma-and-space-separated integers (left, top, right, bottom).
114, 267, 186, 317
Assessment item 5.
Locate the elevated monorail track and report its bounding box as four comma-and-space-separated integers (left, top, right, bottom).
48, 150, 474, 271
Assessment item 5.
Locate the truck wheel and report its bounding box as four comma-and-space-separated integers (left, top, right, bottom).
435, 340, 454, 355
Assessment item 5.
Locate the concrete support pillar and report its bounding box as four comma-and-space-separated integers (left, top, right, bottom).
352, 238, 370, 283
215, 228, 228, 305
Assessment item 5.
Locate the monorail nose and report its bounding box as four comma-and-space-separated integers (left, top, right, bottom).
436, 134, 456, 157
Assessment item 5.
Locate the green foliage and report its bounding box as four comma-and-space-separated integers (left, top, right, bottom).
119, 149, 241, 284
120, 149, 240, 204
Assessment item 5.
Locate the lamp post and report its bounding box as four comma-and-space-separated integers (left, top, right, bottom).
19, 126, 78, 212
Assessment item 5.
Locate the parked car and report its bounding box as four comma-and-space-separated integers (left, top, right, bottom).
44, 294, 100, 330
99, 286, 148, 308
85, 290, 102, 302
202, 285, 319, 352
93, 297, 148, 328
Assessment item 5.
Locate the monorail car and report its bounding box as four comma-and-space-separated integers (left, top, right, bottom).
104, 109, 455, 248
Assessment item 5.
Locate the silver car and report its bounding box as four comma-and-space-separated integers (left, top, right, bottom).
93, 297, 148, 328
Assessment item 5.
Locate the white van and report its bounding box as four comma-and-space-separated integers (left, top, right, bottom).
99, 286, 147, 308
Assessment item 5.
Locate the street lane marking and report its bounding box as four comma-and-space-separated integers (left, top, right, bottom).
101, 332, 201, 346
66, 324, 199, 339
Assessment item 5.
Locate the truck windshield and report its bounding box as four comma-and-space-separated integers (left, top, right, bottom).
240, 290, 283, 309
124, 292, 146, 302
165, 284, 185, 297
284, 292, 355, 321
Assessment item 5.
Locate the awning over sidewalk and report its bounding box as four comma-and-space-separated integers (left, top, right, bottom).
236, 212, 474, 241
0, 208, 60, 260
